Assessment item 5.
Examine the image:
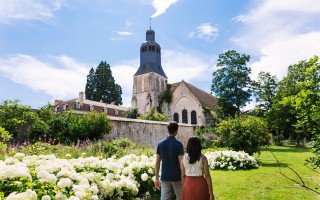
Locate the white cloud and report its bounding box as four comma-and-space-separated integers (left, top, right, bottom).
162, 50, 213, 83
112, 62, 138, 107
0, 0, 64, 24
0, 54, 88, 99
150, 0, 179, 18
0, 50, 212, 108
189, 23, 219, 42
233, 0, 320, 80
117, 31, 132, 36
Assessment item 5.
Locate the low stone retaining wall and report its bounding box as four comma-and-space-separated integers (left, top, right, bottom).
105, 116, 195, 149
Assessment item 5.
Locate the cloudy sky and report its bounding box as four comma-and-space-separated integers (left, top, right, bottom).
0, 0, 319, 109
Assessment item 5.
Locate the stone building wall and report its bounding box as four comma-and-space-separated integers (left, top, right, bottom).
105, 116, 195, 149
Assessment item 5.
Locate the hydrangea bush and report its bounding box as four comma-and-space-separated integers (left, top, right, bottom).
0, 153, 158, 200
205, 150, 258, 170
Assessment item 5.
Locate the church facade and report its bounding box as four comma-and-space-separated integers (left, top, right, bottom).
132, 28, 218, 126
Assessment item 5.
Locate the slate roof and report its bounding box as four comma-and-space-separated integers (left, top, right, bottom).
172, 80, 218, 110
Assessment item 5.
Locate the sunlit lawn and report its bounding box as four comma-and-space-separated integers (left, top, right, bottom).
211, 145, 320, 200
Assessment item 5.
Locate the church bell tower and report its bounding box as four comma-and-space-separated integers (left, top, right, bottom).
132, 28, 167, 114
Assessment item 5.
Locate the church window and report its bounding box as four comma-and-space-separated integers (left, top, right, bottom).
151, 46, 155, 51
191, 110, 197, 125
174, 113, 179, 123
182, 109, 188, 124
76, 103, 81, 109
148, 46, 152, 51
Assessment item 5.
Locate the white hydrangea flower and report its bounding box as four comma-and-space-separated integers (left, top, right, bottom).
57, 178, 73, 188
42, 195, 51, 200
141, 173, 148, 181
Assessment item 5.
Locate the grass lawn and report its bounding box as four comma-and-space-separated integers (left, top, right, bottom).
211, 145, 320, 200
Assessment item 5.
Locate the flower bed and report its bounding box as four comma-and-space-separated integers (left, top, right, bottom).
205, 150, 258, 170
0, 153, 157, 200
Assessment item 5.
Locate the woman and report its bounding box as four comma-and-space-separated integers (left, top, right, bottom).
181, 137, 214, 200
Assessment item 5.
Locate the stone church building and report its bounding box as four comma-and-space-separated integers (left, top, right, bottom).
132, 28, 218, 126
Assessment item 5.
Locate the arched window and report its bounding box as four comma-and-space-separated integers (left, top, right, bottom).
191, 110, 197, 125
182, 109, 188, 124
76, 103, 81, 109
174, 113, 179, 123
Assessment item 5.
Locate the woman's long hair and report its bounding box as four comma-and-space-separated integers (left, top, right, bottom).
186, 137, 202, 164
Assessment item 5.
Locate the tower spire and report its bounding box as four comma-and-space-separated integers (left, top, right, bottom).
149, 18, 152, 29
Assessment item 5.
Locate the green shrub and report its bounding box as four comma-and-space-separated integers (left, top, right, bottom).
111, 138, 136, 149
101, 142, 124, 158
138, 108, 168, 122
124, 108, 140, 119
0, 126, 11, 157
307, 135, 320, 168
216, 115, 271, 155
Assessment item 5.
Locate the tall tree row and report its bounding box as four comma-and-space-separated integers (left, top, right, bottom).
211, 50, 319, 147
85, 61, 123, 105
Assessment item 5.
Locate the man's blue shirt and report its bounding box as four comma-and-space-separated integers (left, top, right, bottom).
156, 136, 184, 181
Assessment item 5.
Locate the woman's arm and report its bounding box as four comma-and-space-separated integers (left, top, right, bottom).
203, 155, 214, 200
180, 156, 186, 186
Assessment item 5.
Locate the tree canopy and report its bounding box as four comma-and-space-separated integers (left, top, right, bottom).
211, 50, 252, 118
85, 61, 123, 105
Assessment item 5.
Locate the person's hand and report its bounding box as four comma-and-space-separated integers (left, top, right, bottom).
154, 178, 160, 190
210, 193, 215, 200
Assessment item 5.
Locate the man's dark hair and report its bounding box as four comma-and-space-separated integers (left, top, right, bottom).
167, 121, 179, 135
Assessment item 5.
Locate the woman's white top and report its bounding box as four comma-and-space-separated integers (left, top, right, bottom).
183, 154, 204, 176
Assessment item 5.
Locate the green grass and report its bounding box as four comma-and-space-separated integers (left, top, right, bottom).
211, 145, 320, 200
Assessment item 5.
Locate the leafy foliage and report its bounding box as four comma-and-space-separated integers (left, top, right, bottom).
158, 82, 172, 113
85, 61, 123, 105
0, 126, 11, 157
211, 50, 252, 118
216, 115, 271, 155
124, 108, 140, 119
138, 108, 168, 122
48, 111, 112, 144
307, 135, 320, 168
252, 72, 278, 114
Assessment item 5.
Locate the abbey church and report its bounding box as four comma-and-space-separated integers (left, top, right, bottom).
53, 28, 217, 126
132, 28, 218, 126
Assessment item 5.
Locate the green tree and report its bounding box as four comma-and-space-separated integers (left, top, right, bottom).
85, 61, 123, 105
85, 67, 96, 100
216, 115, 271, 155
280, 56, 320, 145
0, 100, 31, 139
211, 50, 252, 118
270, 56, 318, 146
252, 72, 278, 113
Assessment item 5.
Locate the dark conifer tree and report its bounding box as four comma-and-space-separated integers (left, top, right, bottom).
85, 61, 122, 105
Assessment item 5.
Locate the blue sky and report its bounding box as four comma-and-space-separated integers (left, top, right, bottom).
0, 0, 320, 109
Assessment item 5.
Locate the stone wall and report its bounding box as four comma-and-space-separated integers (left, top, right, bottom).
105, 116, 195, 149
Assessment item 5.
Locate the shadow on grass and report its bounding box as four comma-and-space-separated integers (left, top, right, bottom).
259, 145, 311, 153
258, 160, 289, 167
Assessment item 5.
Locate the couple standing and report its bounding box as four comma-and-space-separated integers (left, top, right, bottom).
154, 121, 215, 200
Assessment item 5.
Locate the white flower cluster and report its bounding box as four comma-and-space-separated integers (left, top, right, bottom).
205, 150, 258, 170
0, 153, 156, 199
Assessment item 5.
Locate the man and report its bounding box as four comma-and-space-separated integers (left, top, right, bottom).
155, 121, 184, 200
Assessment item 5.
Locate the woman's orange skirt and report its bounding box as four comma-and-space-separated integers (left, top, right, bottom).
182, 176, 210, 200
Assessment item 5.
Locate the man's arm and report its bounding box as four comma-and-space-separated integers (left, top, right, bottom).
154, 154, 161, 189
